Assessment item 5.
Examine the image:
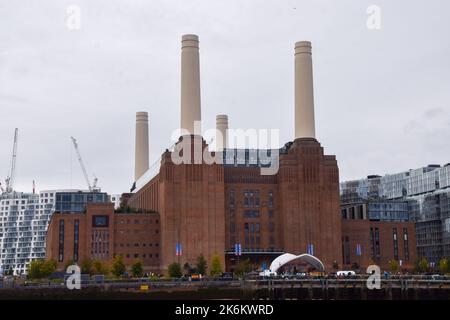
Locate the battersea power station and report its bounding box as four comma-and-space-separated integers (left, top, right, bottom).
46, 34, 350, 274
127, 34, 341, 273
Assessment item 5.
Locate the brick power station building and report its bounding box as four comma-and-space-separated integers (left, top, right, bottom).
126, 35, 342, 273
45, 35, 417, 274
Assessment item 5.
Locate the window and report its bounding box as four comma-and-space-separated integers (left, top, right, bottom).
268, 190, 274, 208
244, 210, 260, 218
393, 228, 398, 260
369, 228, 375, 259
73, 219, 79, 262
343, 236, 350, 265
243, 189, 260, 208
244, 222, 261, 249
403, 228, 410, 261
229, 190, 235, 208
375, 228, 380, 259
350, 207, 355, 219
92, 215, 109, 228
58, 220, 64, 262
358, 205, 364, 219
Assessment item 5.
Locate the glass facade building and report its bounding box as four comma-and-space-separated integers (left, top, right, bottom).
55, 192, 108, 213
341, 163, 450, 265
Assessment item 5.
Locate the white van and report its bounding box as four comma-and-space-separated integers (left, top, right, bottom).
336, 270, 356, 277
259, 269, 277, 277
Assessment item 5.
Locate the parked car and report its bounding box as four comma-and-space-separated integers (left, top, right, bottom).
190, 273, 201, 281
337, 270, 356, 277
295, 272, 309, 278
280, 272, 295, 279
431, 274, 445, 281
218, 272, 233, 281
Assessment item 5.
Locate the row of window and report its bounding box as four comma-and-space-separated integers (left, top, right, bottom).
228, 237, 275, 248
116, 219, 159, 225
114, 243, 159, 248
228, 190, 274, 208
229, 222, 275, 233
229, 209, 274, 218
116, 253, 159, 259
116, 229, 159, 235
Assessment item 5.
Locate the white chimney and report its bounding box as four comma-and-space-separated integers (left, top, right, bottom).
216, 114, 228, 151
180, 34, 201, 135
294, 41, 315, 139
135, 111, 149, 181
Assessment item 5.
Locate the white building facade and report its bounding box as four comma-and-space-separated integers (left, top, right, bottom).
0, 189, 109, 275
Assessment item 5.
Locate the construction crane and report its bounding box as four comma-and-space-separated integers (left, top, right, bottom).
4, 128, 18, 193
70, 136, 99, 192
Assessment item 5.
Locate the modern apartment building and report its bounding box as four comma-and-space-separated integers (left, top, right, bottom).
341, 164, 450, 265
0, 192, 44, 275
341, 200, 417, 270
0, 189, 109, 275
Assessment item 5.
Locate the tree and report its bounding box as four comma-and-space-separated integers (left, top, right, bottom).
28, 259, 44, 279
40, 259, 57, 278
210, 255, 223, 277
111, 255, 126, 277
168, 262, 182, 278
131, 260, 144, 278
5, 267, 14, 276
417, 258, 430, 273
64, 259, 75, 271
235, 258, 253, 276
389, 260, 399, 273
183, 262, 195, 275
332, 261, 339, 271
81, 258, 93, 275
93, 260, 109, 275
196, 254, 207, 275
439, 257, 449, 274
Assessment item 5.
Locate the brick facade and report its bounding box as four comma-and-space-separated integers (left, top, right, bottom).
128, 136, 343, 272
45, 203, 161, 272
341, 219, 416, 270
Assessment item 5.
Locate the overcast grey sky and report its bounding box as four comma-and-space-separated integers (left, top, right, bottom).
1, 0, 449, 194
